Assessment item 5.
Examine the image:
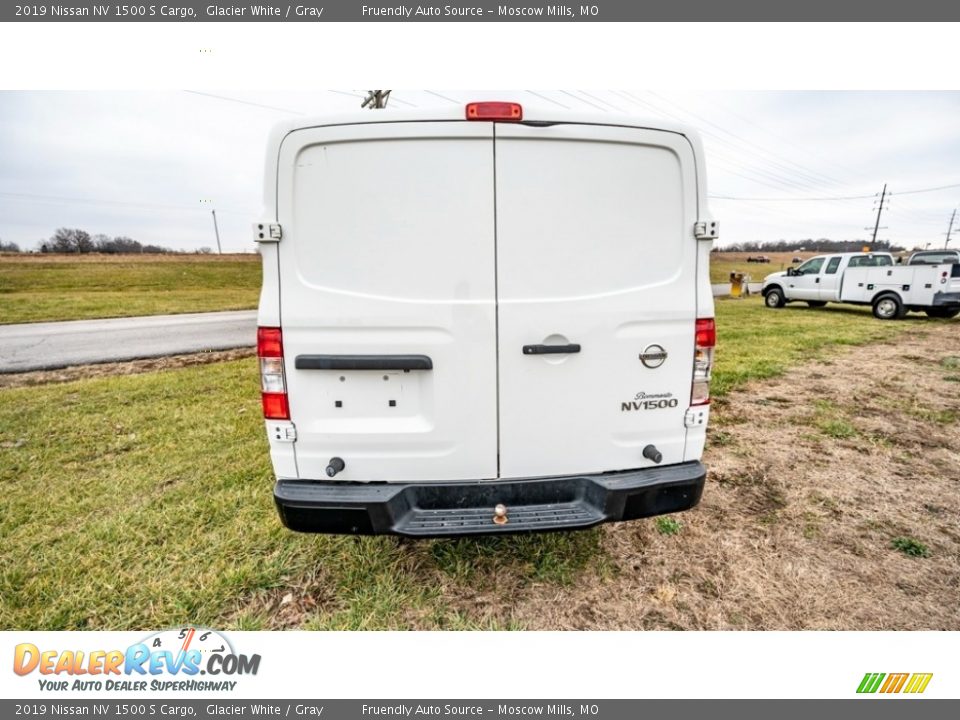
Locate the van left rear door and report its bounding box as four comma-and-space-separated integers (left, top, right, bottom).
275, 122, 498, 482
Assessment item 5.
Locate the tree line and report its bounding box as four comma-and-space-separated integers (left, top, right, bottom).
0, 228, 210, 254
715, 239, 906, 253
39, 228, 178, 254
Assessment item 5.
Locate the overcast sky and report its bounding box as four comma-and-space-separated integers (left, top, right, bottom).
0, 90, 957, 252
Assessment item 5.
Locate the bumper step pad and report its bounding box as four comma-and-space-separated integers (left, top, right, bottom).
274, 461, 706, 537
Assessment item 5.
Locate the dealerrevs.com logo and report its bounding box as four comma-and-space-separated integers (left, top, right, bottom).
13, 628, 260, 692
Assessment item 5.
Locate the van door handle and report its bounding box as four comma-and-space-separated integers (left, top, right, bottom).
523, 344, 581, 355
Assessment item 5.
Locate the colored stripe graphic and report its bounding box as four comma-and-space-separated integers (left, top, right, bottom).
904, 673, 933, 694
857, 673, 885, 693
880, 673, 909, 693
857, 672, 932, 694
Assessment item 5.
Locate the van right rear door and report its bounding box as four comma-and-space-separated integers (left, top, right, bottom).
493, 123, 700, 479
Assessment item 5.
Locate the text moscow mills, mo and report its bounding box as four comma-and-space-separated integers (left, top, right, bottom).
16, 4, 601, 20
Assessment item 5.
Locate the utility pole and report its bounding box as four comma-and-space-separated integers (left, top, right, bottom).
945, 209, 956, 249
865, 183, 889, 246
361, 90, 391, 109
211, 209, 222, 254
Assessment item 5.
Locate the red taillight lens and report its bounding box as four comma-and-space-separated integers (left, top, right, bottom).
261, 392, 289, 420
692, 318, 716, 406
257, 327, 283, 357
695, 318, 716, 348
465, 102, 523, 122
257, 326, 289, 420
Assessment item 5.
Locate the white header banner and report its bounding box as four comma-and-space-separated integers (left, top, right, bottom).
1, 631, 956, 699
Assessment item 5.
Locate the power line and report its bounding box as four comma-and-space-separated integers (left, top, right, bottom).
0, 191, 252, 216
893, 182, 960, 196
524, 90, 570, 109
645, 90, 851, 190
183, 90, 304, 115
559, 90, 608, 112
423, 90, 459, 105
711, 182, 960, 201
616, 91, 854, 200
576, 90, 623, 112
327, 89, 365, 100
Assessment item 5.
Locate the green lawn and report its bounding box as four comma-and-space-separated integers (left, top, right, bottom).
0, 256, 261, 324
0, 297, 925, 630
712, 296, 906, 396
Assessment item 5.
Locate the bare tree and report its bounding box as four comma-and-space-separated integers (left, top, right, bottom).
75, 230, 94, 253
50, 227, 79, 253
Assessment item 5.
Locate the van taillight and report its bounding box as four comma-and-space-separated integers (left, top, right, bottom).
465, 102, 523, 122
691, 318, 716, 406
257, 327, 289, 420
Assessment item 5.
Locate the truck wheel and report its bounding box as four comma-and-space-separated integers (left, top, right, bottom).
872, 294, 903, 320
764, 288, 786, 308
806, 301, 827, 308
926, 308, 960, 319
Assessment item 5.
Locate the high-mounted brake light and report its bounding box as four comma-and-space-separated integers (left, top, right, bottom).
258, 327, 289, 420
465, 102, 523, 122
691, 318, 716, 406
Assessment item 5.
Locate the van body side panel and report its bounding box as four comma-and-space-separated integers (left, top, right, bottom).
493, 124, 698, 479
276, 122, 498, 482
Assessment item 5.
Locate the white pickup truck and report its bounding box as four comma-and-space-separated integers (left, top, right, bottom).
761, 251, 960, 319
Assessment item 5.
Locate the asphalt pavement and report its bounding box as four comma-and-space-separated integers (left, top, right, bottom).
0, 310, 257, 373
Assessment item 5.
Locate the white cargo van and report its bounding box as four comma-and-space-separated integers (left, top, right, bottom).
255, 102, 717, 536
761, 251, 960, 319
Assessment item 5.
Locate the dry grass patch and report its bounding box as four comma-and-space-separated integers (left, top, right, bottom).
439, 322, 960, 630
0, 348, 255, 389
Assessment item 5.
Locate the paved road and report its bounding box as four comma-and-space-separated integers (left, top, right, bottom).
1, 283, 746, 374
0, 310, 257, 373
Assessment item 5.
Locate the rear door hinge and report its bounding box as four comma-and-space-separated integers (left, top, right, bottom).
694, 220, 719, 240
684, 407, 707, 428
267, 421, 297, 442
254, 222, 282, 243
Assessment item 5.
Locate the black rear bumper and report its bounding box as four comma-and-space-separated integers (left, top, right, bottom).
274, 461, 706, 537
932, 291, 960, 307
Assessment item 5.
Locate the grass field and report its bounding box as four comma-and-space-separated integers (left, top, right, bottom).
2, 296, 938, 631
0, 251, 848, 323
0, 253, 261, 324
709, 251, 819, 284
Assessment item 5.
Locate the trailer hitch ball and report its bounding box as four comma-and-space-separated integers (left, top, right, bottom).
326, 457, 346, 477
493, 504, 508, 525
642, 444, 663, 464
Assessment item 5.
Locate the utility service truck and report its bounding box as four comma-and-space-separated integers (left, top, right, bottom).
254, 101, 717, 536
761, 251, 960, 319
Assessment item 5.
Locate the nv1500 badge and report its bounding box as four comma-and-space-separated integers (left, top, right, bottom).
622, 391, 678, 412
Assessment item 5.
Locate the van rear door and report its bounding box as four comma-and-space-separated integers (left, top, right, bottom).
275, 122, 498, 482
493, 123, 699, 479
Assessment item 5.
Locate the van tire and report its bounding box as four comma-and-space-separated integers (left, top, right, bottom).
764, 287, 786, 308
925, 307, 960, 319
872, 293, 904, 320
806, 301, 827, 308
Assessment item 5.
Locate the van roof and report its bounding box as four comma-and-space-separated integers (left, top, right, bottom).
261, 104, 712, 225
266, 104, 701, 146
